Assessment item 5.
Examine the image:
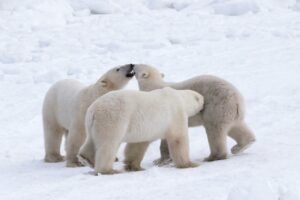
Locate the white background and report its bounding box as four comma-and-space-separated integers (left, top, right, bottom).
0, 0, 300, 199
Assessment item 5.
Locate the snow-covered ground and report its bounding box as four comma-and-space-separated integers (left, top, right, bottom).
1, 0, 300, 199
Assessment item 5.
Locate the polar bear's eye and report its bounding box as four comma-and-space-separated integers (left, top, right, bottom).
116, 68, 120, 72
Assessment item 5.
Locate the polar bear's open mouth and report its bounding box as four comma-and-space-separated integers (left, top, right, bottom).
126, 64, 135, 78
126, 71, 135, 78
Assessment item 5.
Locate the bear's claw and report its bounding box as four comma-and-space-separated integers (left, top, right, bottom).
153, 158, 172, 166
231, 140, 255, 154
77, 154, 94, 168
124, 164, 144, 172
204, 154, 227, 162
44, 154, 64, 163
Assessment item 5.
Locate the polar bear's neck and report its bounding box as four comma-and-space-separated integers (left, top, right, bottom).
139, 80, 167, 91
167, 81, 187, 90
85, 83, 110, 102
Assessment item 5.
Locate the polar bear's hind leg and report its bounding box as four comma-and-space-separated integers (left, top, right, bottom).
167, 128, 198, 168
124, 142, 150, 171
66, 125, 86, 167
95, 139, 122, 175
78, 136, 95, 168
43, 121, 65, 163
204, 124, 228, 161
228, 122, 256, 154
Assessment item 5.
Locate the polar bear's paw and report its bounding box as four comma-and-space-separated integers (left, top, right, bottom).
77, 154, 94, 168
88, 171, 98, 176
204, 154, 227, 162
100, 169, 121, 175
231, 140, 255, 154
153, 157, 172, 166
66, 160, 84, 168
177, 162, 199, 169
188, 162, 199, 168
44, 153, 64, 163
124, 163, 145, 172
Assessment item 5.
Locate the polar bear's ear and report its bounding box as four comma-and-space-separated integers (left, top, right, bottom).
142, 72, 149, 78
161, 73, 165, 78
194, 95, 203, 105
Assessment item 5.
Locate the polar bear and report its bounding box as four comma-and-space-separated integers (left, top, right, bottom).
78, 87, 204, 174
42, 64, 135, 167
132, 64, 256, 164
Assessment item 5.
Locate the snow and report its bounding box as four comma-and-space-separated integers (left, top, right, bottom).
212, 0, 260, 16
1, 0, 300, 199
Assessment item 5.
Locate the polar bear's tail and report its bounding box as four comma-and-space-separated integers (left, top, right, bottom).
235, 92, 246, 121
77, 109, 96, 168
85, 109, 95, 138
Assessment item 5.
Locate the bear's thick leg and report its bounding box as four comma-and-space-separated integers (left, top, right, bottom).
228, 121, 256, 154
204, 124, 229, 161
153, 140, 172, 166
154, 114, 203, 166
78, 136, 95, 168
44, 121, 64, 163
66, 123, 86, 167
95, 141, 121, 175
124, 142, 150, 171
167, 129, 198, 168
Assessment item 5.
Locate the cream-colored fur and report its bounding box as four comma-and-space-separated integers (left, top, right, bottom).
42, 64, 134, 167
78, 87, 204, 174
133, 64, 256, 164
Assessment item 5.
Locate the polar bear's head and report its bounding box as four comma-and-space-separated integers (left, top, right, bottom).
132, 64, 165, 91
177, 89, 204, 117
98, 64, 135, 90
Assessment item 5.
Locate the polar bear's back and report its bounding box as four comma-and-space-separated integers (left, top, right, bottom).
87, 88, 185, 143
89, 88, 177, 122
170, 75, 245, 123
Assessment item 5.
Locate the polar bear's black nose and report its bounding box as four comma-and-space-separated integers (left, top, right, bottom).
126, 64, 135, 78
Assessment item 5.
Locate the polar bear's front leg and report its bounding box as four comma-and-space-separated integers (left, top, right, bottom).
94, 141, 121, 175
78, 135, 95, 168
66, 123, 86, 167
124, 142, 150, 171
153, 140, 172, 166
166, 126, 198, 169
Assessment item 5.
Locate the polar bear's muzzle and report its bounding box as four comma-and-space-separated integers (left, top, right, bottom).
126, 64, 135, 78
